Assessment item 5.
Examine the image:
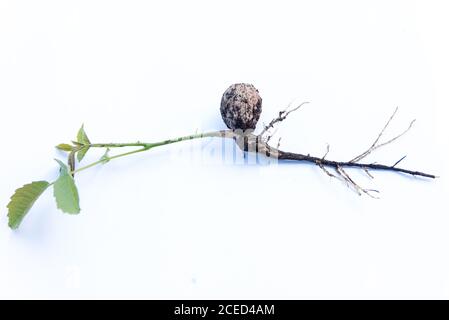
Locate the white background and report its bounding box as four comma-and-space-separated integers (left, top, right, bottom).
0, 0, 448, 299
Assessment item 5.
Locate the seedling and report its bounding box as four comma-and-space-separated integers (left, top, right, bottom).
5, 84, 436, 229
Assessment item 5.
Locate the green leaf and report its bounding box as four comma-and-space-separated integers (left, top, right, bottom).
77, 124, 91, 145
77, 145, 90, 162
75, 125, 91, 162
56, 143, 73, 152
53, 159, 80, 214
7, 181, 50, 229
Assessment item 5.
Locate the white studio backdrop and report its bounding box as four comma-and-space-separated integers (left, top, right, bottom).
0, 0, 448, 299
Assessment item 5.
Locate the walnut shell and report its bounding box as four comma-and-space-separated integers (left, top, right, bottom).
220, 83, 262, 130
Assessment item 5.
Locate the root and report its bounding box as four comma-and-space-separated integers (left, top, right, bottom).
228, 103, 436, 197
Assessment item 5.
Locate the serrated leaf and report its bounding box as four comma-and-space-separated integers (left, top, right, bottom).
7, 181, 50, 229
53, 159, 80, 214
77, 145, 90, 162
77, 125, 90, 145
56, 143, 73, 152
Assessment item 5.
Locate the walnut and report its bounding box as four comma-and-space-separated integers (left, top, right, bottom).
220, 83, 262, 131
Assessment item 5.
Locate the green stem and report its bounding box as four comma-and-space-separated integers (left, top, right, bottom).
73, 147, 149, 174
89, 131, 225, 149
72, 130, 230, 175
